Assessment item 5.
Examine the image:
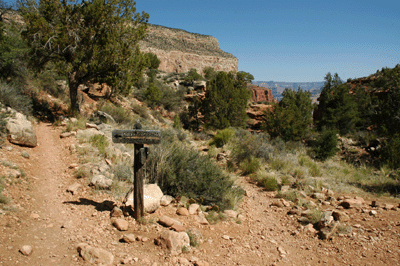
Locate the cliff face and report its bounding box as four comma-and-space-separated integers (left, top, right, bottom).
139, 24, 238, 73
250, 85, 276, 103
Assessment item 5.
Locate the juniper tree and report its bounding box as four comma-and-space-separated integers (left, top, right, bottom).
19, 0, 149, 114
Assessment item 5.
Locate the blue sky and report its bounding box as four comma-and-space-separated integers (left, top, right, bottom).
6, 0, 399, 82
135, 0, 400, 82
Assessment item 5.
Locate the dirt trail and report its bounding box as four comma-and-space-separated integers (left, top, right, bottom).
0, 123, 78, 265
1, 123, 400, 266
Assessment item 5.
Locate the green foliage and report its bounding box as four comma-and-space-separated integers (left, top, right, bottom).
312, 128, 339, 161
131, 103, 150, 119
0, 16, 29, 82
97, 101, 135, 125
201, 71, 252, 129
88, 134, 109, 157
263, 87, 313, 141
184, 68, 203, 84
380, 134, 400, 169
146, 130, 244, 210
0, 107, 9, 145
112, 164, 133, 182
239, 156, 261, 175
145, 52, 160, 70
173, 114, 182, 129
19, 0, 149, 113
316, 73, 360, 135
259, 176, 278, 191
231, 129, 272, 164
74, 167, 90, 179
0, 81, 32, 115
209, 128, 235, 148
144, 83, 163, 108
65, 116, 88, 132
203, 67, 216, 80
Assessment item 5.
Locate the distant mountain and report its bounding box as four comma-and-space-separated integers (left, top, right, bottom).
253, 81, 324, 101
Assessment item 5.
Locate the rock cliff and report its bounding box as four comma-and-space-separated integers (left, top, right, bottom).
139, 24, 238, 74
250, 85, 276, 103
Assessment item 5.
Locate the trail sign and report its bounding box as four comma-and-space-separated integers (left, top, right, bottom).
112, 129, 161, 144
111, 122, 161, 219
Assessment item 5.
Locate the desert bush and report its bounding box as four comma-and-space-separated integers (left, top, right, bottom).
231, 129, 272, 164
131, 103, 150, 119
173, 114, 182, 129
312, 128, 339, 161
144, 83, 162, 108
209, 128, 235, 148
98, 101, 135, 125
113, 164, 133, 182
0, 81, 32, 115
146, 130, 244, 210
0, 107, 10, 145
239, 156, 261, 175
159, 86, 185, 112
74, 167, 90, 179
259, 176, 278, 191
152, 110, 165, 123
66, 116, 88, 132
89, 134, 109, 157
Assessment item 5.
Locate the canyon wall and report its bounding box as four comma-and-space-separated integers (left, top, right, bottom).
139, 24, 238, 74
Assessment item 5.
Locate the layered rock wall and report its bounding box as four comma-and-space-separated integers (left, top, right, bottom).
140, 24, 238, 73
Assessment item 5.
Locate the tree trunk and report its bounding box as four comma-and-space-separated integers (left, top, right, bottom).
68, 73, 80, 115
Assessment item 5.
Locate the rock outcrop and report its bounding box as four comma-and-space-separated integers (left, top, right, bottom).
6, 111, 37, 147
140, 24, 238, 74
250, 85, 276, 103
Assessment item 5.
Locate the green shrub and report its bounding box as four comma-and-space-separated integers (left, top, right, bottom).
210, 128, 235, 148
98, 101, 135, 125
144, 83, 163, 108
231, 129, 272, 164
0, 81, 32, 115
89, 134, 109, 157
113, 164, 133, 181
131, 103, 150, 119
151, 110, 165, 123
146, 131, 243, 210
184, 68, 203, 84
259, 176, 278, 191
312, 128, 339, 161
66, 116, 88, 132
239, 156, 261, 175
173, 114, 182, 129
380, 134, 400, 169
270, 158, 288, 171
0, 107, 10, 145
74, 167, 90, 179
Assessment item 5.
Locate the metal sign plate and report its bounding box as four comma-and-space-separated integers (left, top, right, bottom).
112, 129, 161, 144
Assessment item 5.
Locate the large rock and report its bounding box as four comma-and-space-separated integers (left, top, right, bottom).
6, 112, 37, 147
89, 175, 112, 189
76, 243, 114, 265
155, 230, 190, 255
124, 184, 163, 213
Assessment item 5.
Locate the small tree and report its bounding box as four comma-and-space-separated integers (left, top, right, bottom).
184, 68, 203, 85
19, 0, 149, 114
316, 73, 360, 135
200, 71, 252, 129
263, 87, 313, 141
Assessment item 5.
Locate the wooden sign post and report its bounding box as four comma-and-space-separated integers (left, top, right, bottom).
112, 122, 161, 220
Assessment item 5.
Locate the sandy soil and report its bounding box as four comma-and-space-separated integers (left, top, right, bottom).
0, 123, 399, 266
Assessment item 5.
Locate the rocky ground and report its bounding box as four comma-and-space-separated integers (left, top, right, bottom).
1, 123, 400, 266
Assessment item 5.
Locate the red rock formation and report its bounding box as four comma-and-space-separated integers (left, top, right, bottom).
250, 85, 276, 103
